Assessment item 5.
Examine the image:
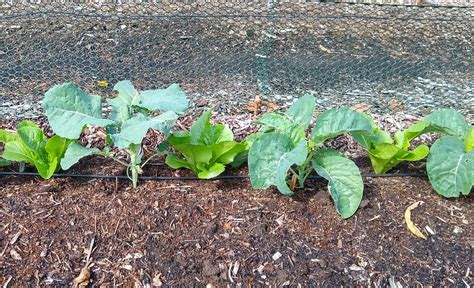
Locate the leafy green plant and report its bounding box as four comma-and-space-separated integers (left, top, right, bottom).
352, 109, 471, 175
352, 108, 472, 197
247, 95, 374, 219
0, 121, 73, 179
44, 80, 188, 187
424, 110, 473, 198
165, 109, 248, 178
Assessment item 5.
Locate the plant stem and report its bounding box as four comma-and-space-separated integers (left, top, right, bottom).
296, 151, 314, 188
127, 145, 143, 188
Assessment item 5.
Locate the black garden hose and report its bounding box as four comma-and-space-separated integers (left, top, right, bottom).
0, 171, 426, 180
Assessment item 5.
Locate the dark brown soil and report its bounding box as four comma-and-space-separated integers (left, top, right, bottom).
0, 160, 472, 287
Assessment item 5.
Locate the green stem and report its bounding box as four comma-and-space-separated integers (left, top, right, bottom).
127, 145, 143, 188
296, 151, 314, 188
140, 153, 161, 169
105, 155, 129, 167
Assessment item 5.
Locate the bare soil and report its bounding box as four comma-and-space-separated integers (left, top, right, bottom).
0, 160, 472, 287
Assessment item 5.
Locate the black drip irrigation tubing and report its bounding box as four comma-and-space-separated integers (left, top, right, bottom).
0, 171, 427, 180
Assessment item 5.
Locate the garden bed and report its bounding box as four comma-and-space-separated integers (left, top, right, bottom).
0, 159, 473, 286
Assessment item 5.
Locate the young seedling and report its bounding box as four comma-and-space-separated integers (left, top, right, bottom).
0, 121, 73, 179
44, 80, 188, 187
352, 108, 473, 197
165, 109, 248, 178
247, 95, 374, 219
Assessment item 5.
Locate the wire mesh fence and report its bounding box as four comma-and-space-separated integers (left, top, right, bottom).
1, 1, 473, 121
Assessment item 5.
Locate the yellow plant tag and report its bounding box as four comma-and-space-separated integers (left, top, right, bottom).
97, 80, 109, 87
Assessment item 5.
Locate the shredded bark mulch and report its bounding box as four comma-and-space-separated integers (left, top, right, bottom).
0, 166, 472, 286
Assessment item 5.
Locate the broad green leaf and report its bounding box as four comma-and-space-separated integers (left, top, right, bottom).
35, 157, 57, 179
61, 142, 101, 170
44, 83, 114, 139
170, 144, 213, 174
215, 142, 248, 164
285, 94, 315, 129
256, 113, 305, 145
257, 113, 290, 131
311, 108, 373, 146
427, 136, 473, 197
16, 121, 47, 155
248, 133, 307, 195
394, 121, 456, 149
139, 83, 189, 114
197, 163, 226, 179
113, 80, 141, 106
45, 136, 73, 163
199, 124, 232, 145
190, 109, 212, 143
465, 127, 474, 152
312, 148, 363, 219
117, 111, 178, 148
108, 133, 132, 150
106, 97, 131, 124
0, 129, 18, 143
423, 108, 468, 138
2, 141, 36, 164
165, 155, 193, 170
353, 129, 392, 150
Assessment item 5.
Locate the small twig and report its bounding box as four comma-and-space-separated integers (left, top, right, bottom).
3, 275, 13, 288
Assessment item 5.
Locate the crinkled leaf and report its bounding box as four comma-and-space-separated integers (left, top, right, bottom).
248, 133, 307, 195
423, 108, 468, 139
44, 83, 113, 139
427, 136, 473, 197
197, 163, 226, 179
166, 144, 213, 175
367, 143, 429, 174
16, 121, 47, 156
139, 83, 189, 114
61, 142, 101, 170
312, 148, 363, 219
311, 108, 373, 146
285, 94, 315, 129
117, 112, 178, 149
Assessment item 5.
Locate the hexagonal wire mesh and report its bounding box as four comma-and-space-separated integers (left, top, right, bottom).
0, 1, 473, 121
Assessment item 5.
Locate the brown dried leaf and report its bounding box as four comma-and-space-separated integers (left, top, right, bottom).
404, 201, 427, 240
73, 266, 90, 288
262, 101, 279, 112
244, 95, 261, 116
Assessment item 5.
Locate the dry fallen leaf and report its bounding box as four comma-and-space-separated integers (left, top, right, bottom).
404, 201, 428, 240
244, 95, 261, 117
73, 266, 90, 288
262, 100, 279, 112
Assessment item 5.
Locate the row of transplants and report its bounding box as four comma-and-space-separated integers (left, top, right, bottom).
0, 81, 472, 218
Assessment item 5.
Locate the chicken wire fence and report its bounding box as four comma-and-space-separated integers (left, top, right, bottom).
1, 1, 473, 121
